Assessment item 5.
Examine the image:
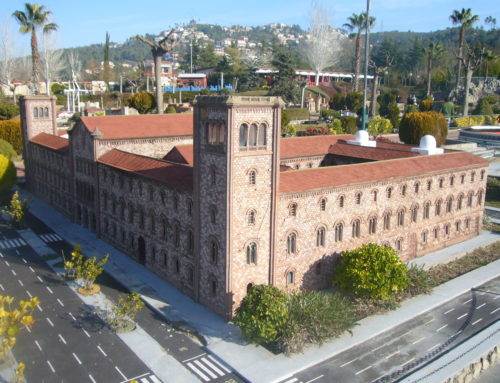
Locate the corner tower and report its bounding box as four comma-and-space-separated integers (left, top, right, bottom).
193, 96, 284, 318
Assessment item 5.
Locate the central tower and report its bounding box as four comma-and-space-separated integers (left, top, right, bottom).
193, 96, 284, 318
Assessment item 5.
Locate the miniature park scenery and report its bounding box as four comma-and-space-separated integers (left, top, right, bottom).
0, 1, 499, 383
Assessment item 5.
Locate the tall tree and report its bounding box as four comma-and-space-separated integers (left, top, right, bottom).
484, 16, 497, 30
450, 8, 479, 87
41, 31, 64, 95
103, 32, 112, 88
134, 30, 177, 114
269, 45, 300, 104
481, 49, 497, 79
343, 12, 375, 91
304, 2, 344, 86
459, 44, 483, 116
0, 22, 18, 103
12, 3, 58, 95
423, 41, 445, 97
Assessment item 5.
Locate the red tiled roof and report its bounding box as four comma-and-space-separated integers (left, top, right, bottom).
280, 135, 355, 158
98, 149, 192, 190
279, 152, 488, 193
328, 141, 420, 161
80, 114, 193, 140
30, 133, 69, 152
163, 145, 194, 165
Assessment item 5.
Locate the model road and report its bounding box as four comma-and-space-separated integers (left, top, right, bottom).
20, 212, 244, 383
278, 278, 500, 383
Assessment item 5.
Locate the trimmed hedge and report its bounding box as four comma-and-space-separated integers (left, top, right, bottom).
453, 115, 499, 127
0, 103, 20, 120
0, 119, 22, 154
283, 108, 310, 121
341, 116, 358, 134
0, 154, 16, 194
399, 111, 448, 147
0, 139, 17, 159
368, 116, 392, 136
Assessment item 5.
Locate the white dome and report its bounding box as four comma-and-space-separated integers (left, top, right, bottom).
355, 129, 370, 143
419, 135, 437, 149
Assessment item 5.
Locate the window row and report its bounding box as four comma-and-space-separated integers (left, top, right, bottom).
239, 123, 267, 149
33, 106, 49, 118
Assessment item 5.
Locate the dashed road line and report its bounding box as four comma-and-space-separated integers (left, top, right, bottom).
46, 286, 53, 294
457, 313, 467, 320
491, 308, 500, 314
46, 317, 54, 327
82, 328, 91, 338
18, 279, 23, 286
47, 360, 56, 373
472, 318, 483, 326
401, 357, 415, 367
476, 303, 486, 309
37, 276, 43, 283
340, 358, 357, 367
73, 352, 82, 365
494, 295, 500, 300
463, 298, 472, 305
26, 290, 32, 298
4, 260, 9, 266
371, 343, 386, 352
29, 266, 35, 272
97, 345, 107, 356
11, 269, 16, 276
423, 318, 434, 325
282, 378, 298, 383
57, 298, 64, 307
412, 337, 425, 345
22, 257, 26, 263
24, 325, 31, 333
356, 365, 373, 375
385, 351, 400, 360
89, 374, 97, 383
35, 340, 42, 351
436, 324, 448, 332
37, 304, 43, 312
115, 366, 127, 380
0, 283, 4, 291
69, 312, 77, 321
58, 334, 67, 345
427, 343, 440, 352
305, 375, 324, 383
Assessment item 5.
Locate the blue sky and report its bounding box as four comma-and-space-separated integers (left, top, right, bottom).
1, 0, 498, 50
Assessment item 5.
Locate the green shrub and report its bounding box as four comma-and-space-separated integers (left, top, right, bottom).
452, 115, 499, 127
165, 105, 177, 114
281, 109, 291, 128
345, 92, 363, 112
473, 98, 494, 115
320, 109, 340, 121
379, 93, 401, 129
0, 155, 16, 195
2, 190, 27, 227
331, 93, 345, 110
406, 104, 419, 114
419, 99, 434, 112
0, 139, 17, 159
127, 92, 156, 114
282, 124, 297, 137
283, 108, 310, 121
234, 285, 288, 344
368, 116, 392, 136
0, 119, 22, 155
278, 291, 356, 354
399, 111, 448, 147
334, 243, 409, 299
404, 263, 435, 297
328, 119, 343, 134
0, 104, 20, 120
341, 116, 358, 134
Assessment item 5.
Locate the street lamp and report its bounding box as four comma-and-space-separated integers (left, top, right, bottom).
361, 0, 372, 131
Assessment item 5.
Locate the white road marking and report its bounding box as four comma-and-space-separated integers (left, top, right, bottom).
16, 250, 21, 255
46, 286, 53, 294
73, 353, 82, 365
283, 378, 298, 383
11, 269, 16, 276
187, 362, 209, 382
494, 295, 500, 300
490, 308, 500, 314
0, 252, 3, 257
194, 359, 218, 379
115, 366, 127, 380
57, 298, 64, 307
472, 318, 483, 326
18, 279, 23, 286
207, 355, 231, 373
37, 276, 43, 283
37, 304, 43, 312
355, 365, 372, 375
423, 318, 434, 325
24, 325, 31, 333
82, 328, 90, 338
46, 318, 54, 327
427, 343, 440, 351
477, 303, 486, 309
457, 313, 467, 320
385, 351, 400, 360
58, 334, 67, 345
122, 373, 149, 383
182, 353, 206, 363
202, 357, 225, 376
35, 340, 42, 351
412, 337, 425, 345
26, 290, 32, 298
97, 345, 107, 356
69, 312, 76, 321
371, 343, 386, 352
436, 324, 448, 332
47, 360, 56, 373
89, 374, 97, 383
149, 376, 162, 383
29, 266, 35, 272
4, 260, 9, 266
401, 357, 415, 367
305, 376, 324, 383
0, 283, 4, 291
463, 298, 472, 305
454, 330, 463, 336
340, 358, 357, 367
22, 257, 26, 263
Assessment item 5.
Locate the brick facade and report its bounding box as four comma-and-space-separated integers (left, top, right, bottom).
20, 95, 489, 319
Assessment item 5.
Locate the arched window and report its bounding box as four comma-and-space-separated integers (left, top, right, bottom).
369, 217, 377, 234
175, 259, 180, 274
162, 217, 168, 240
247, 283, 254, 294
421, 231, 428, 243
33, 107, 38, 118
433, 227, 439, 239
139, 209, 145, 229
128, 204, 134, 224
457, 194, 463, 210
465, 218, 470, 229
439, 178, 444, 188
150, 213, 156, 233
339, 195, 345, 208
249, 123, 258, 146
355, 192, 362, 204
411, 205, 418, 223
187, 266, 194, 286
258, 123, 266, 146
248, 170, 256, 185
239, 124, 248, 147
319, 198, 326, 211
372, 190, 378, 201
397, 210, 405, 226
187, 230, 194, 254
414, 182, 420, 194
187, 199, 193, 216
246, 242, 257, 264
461, 174, 465, 184
450, 176, 455, 186
210, 206, 217, 224
470, 172, 475, 182
163, 252, 168, 267
401, 185, 407, 196
435, 199, 442, 216
477, 190, 483, 206
480, 170, 485, 180
446, 197, 453, 213
286, 271, 295, 285
211, 279, 217, 296
395, 239, 402, 251
174, 224, 180, 247
210, 240, 218, 264
444, 224, 450, 236
151, 246, 156, 263
467, 192, 474, 207
386, 187, 393, 199
247, 210, 256, 225
352, 219, 360, 238
289, 203, 297, 217
426, 180, 432, 191
316, 226, 326, 247
455, 221, 461, 232
210, 167, 216, 185
423, 202, 430, 219
335, 223, 343, 242
287, 233, 297, 254
44, 107, 49, 117
383, 212, 391, 230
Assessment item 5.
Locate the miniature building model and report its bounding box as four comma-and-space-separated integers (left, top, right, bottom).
21, 95, 488, 318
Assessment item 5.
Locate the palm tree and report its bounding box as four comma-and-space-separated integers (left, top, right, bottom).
450, 8, 479, 87
344, 12, 375, 92
423, 41, 445, 97
12, 3, 57, 95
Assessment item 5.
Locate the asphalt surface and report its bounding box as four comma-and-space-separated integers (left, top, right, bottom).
277, 278, 500, 383
10, 212, 244, 383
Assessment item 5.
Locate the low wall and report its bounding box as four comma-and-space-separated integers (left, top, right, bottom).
443, 346, 498, 383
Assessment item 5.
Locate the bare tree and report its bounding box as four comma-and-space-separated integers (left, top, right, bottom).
67, 50, 81, 80
303, 2, 344, 86
459, 45, 483, 116
41, 32, 65, 95
0, 21, 18, 103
